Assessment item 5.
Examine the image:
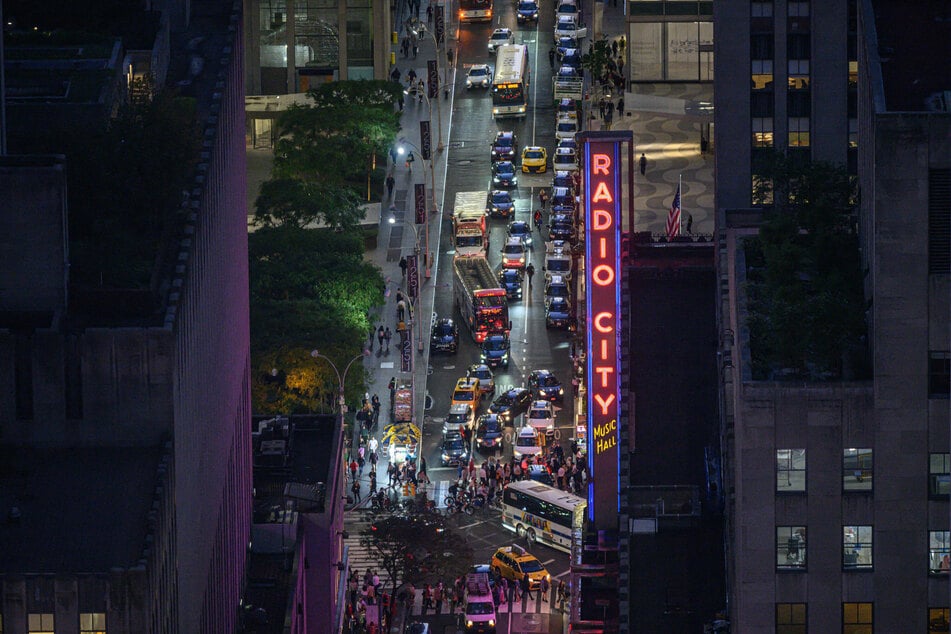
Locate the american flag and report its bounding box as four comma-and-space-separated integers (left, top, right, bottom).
666, 184, 682, 239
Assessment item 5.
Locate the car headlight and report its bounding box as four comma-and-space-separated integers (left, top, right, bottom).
493, 176, 500, 182
467, 621, 474, 628
442, 453, 450, 460
489, 620, 496, 627
559, 388, 564, 395
502, 353, 509, 360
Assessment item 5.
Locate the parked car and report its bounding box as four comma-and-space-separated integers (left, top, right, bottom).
554, 16, 586, 42
528, 369, 565, 402
548, 214, 575, 241
555, 0, 579, 23
430, 317, 459, 353
555, 114, 579, 142
545, 297, 571, 329
501, 237, 528, 269
555, 37, 580, 60
551, 170, 575, 190
545, 274, 571, 307
550, 186, 575, 210
467, 64, 493, 89
552, 147, 578, 172
491, 131, 518, 162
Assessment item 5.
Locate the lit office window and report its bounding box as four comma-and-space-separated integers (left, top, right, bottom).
930, 531, 951, 575
788, 118, 810, 147
752, 118, 774, 147
931, 453, 951, 498
929, 608, 950, 634
776, 603, 806, 634
80, 613, 107, 634
843, 603, 873, 634
776, 449, 805, 492
28, 614, 55, 634
843, 448, 872, 492
751, 59, 774, 90
777, 526, 807, 570
843, 525, 873, 570
752, 2, 773, 17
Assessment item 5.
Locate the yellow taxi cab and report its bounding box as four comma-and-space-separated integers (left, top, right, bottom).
451, 377, 483, 410
520, 146, 548, 173
491, 545, 550, 589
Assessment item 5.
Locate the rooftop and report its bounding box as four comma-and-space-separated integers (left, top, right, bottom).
871, 0, 951, 112
0, 445, 165, 573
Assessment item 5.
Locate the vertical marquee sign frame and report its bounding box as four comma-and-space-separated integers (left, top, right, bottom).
581, 132, 630, 528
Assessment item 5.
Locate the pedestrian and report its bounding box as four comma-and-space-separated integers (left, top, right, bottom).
352, 479, 362, 503
407, 68, 417, 83
388, 376, 396, 403
418, 455, 429, 484
686, 213, 694, 234
447, 48, 454, 66
540, 575, 550, 602
598, 98, 606, 119
533, 208, 542, 230
377, 325, 385, 349
548, 48, 555, 67
426, 4, 433, 23
639, 153, 647, 175
413, 43, 419, 59
386, 174, 396, 197
539, 188, 549, 209
617, 96, 624, 116
417, 81, 424, 102
557, 580, 567, 610
612, 39, 619, 57
700, 135, 708, 155
398, 93, 404, 111
401, 37, 409, 58
369, 469, 377, 494
390, 66, 401, 83
368, 324, 375, 349
423, 584, 433, 612
397, 298, 407, 321
521, 573, 534, 600
383, 327, 392, 352
350, 458, 358, 481
434, 582, 443, 612
358, 454, 366, 477
405, 151, 415, 171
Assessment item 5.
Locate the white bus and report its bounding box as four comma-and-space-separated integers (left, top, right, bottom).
492, 44, 530, 118
501, 480, 586, 552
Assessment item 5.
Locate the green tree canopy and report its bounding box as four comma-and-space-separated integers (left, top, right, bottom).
581, 38, 613, 87
249, 225, 383, 413
746, 152, 867, 380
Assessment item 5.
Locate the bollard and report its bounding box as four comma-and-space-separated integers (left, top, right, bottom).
392, 30, 398, 45
390, 51, 396, 66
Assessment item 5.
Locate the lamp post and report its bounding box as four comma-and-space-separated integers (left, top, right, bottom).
396, 138, 435, 281
388, 216, 426, 354
310, 348, 371, 430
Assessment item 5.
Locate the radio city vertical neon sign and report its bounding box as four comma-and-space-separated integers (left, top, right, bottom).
584, 138, 622, 526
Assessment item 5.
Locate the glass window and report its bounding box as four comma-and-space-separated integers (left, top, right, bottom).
777, 526, 807, 570
931, 531, 951, 575
843, 602, 872, 634
80, 613, 106, 634
931, 453, 951, 498
788, 91, 810, 117
630, 22, 663, 81
843, 448, 872, 492
752, 118, 774, 148
751, 34, 774, 60
776, 449, 805, 492
28, 615, 54, 634
843, 525, 873, 569
667, 22, 702, 81
788, 1, 810, 17
848, 118, 858, 148
788, 117, 810, 147
776, 603, 806, 634
787, 33, 810, 60
751, 59, 773, 90
930, 352, 951, 397
930, 608, 950, 634
752, 2, 773, 17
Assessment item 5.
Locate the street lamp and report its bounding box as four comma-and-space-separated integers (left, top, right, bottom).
396, 138, 435, 281
310, 348, 371, 421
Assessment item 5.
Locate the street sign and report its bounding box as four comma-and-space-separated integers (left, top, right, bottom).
419, 120, 432, 161
427, 60, 439, 99
434, 5, 445, 44
400, 329, 412, 373
407, 254, 419, 301
415, 183, 427, 224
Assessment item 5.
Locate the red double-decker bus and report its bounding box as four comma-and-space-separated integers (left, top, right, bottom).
459, 0, 492, 22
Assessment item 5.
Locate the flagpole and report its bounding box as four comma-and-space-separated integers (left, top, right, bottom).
678, 174, 683, 236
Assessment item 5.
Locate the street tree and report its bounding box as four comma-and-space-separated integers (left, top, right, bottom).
359, 513, 475, 596
249, 225, 383, 413
581, 37, 614, 88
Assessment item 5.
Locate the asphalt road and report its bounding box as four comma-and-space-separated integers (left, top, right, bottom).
411, 0, 577, 630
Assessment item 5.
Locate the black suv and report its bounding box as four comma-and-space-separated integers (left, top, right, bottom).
491, 131, 518, 162
488, 388, 533, 424
527, 369, 565, 402
475, 414, 504, 453
430, 318, 459, 353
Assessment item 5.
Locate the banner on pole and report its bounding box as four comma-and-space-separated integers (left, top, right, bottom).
419, 120, 432, 161
415, 183, 427, 224
400, 329, 412, 373
427, 60, 439, 100
407, 254, 419, 301
434, 5, 445, 44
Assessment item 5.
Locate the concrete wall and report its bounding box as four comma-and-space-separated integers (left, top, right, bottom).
0, 156, 68, 317
712, 2, 750, 213
168, 4, 253, 630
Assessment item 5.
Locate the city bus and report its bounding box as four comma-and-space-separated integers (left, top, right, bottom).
492, 44, 530, 118
501, 480, 586, 552
459, 0, 492, 22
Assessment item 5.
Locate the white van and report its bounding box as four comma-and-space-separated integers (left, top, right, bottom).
464, 572, 497, 633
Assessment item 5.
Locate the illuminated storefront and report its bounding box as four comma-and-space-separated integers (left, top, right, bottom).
628, 1, 713, 82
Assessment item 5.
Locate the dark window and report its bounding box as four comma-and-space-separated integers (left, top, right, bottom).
929, 169, 950, 274
751, 33, 774, 60
787, 33, 810, 60
751, 92, 774, 117
14, 334, 34, 421
787, 91, 810, 116
930, 351, 951, 397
